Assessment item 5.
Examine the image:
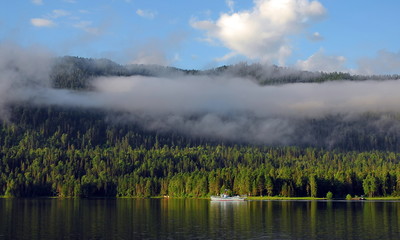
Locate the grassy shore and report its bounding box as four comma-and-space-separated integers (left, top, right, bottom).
362, 196, 400, 200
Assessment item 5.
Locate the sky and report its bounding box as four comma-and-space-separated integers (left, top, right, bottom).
1, 0, 400, 74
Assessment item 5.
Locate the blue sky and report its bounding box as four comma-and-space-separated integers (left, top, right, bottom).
1, 0, 400, 74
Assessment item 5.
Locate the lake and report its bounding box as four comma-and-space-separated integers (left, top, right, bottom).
0, 198, 399, 239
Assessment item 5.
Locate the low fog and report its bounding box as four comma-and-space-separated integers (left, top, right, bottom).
1, 44, 400, 146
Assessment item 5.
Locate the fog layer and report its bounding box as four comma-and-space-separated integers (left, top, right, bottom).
1, 45, 400, 146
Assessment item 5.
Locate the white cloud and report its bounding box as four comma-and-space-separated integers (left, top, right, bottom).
130, 50, 168, 66
298, 49, 400, 75
214, 52, 238, 62
73, 21, 91, 28
32, 0, 43, 5
308, 31, 324, 41
50, 9, 70, 18
73, 21, 101, 35
30, 9, 69, 29
226, 0, 235, 12
192, 0, 326, 65
296, 50, 347, 73
31, 9, 70, 27
30, 18, 55, 27
357, 50, 400, 75
136, 9, 157, 19
129, 40, 169, 66
173, 53, 181, 62
127, 33, 187, 66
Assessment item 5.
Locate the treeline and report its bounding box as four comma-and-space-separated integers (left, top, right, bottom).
50, 56, 184, 90
1, 105, 400, 198
50, 57, 400, 90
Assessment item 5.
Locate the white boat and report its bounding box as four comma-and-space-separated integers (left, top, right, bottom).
210, 194, 246, 201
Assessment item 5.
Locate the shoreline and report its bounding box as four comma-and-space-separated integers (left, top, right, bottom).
2, 195, 400, 201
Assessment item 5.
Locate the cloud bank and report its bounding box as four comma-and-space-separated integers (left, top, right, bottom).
17, 75, 400, 146
358, 50, 400, 75
2, 43, 400, 147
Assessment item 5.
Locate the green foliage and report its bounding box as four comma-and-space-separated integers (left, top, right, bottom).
326, 191, 333, 200
363, 174, 379, 197
1, 104, 400, 198
346, 194, 352, 200
309, 175, 318, 198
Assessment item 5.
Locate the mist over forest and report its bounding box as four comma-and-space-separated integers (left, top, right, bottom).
1, 44, 400, 150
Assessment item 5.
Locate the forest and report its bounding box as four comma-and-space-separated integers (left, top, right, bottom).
50, 56, 400, 89
1, 56, 400, 198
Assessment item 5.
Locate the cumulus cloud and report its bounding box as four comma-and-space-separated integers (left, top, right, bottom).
357, 50, 400, 75
192, 0, 326, 65
296, 50, 347, 72
30, 18, 55, 27
136, 9, 157, 19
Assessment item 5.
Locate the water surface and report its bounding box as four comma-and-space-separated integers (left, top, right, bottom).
0, 199, 399, 239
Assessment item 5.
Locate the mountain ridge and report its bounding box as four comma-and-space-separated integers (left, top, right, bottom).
50, 56, 400, 90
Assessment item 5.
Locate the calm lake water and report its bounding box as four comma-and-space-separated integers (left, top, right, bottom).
0, 198, 399, 239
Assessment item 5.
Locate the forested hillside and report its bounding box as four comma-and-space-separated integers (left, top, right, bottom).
50, 56, 400, 90
1, 57, 400, 198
